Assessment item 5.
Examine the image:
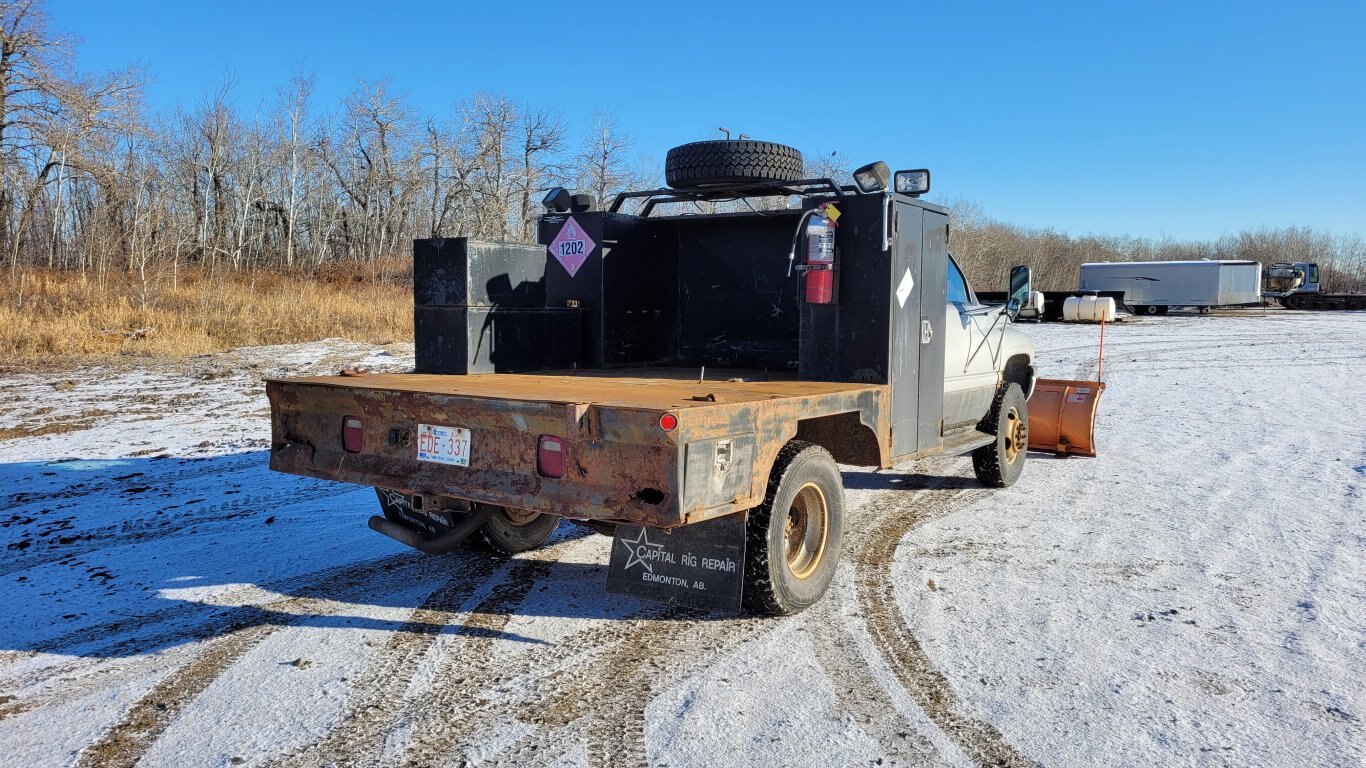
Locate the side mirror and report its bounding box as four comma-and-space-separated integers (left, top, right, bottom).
1006, 265, 1031, 320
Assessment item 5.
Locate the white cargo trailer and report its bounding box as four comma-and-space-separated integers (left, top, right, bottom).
1078, 260, 1262, 315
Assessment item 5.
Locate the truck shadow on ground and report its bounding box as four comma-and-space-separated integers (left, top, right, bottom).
841, 470, 984, 491
0, 452, 692, 660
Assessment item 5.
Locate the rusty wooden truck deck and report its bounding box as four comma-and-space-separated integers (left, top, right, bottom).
267, 369, 890, 529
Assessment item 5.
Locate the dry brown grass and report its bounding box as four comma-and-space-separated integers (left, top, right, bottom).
0, 260, 413, 366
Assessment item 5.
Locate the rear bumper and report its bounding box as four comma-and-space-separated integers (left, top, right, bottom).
271, 440, 680, 527
267, 377, 686, 527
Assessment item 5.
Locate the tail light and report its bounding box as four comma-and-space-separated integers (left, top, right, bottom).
537, 435, 565, 478
342, 416, 363, 453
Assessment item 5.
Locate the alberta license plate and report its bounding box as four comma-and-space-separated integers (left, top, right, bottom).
416, 424, 471, 467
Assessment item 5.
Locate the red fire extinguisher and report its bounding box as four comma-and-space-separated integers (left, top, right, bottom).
804, 204, 838, 304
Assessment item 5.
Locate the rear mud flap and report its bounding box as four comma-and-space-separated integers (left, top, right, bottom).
606, 513, 747, 613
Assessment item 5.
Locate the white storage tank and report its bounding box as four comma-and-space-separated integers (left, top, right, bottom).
1078, 295, 1098, 321
1089, 296, 1117, 322
1062, 295, 1116, 323
1062, 296, 1082, 322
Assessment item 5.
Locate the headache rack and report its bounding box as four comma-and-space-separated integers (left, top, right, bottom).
609, 177, 862, 216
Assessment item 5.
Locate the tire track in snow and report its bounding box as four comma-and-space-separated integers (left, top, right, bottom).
0, 484, 348, 577
71, 553, 482, 768
851, 474, 1040, 768
514, 610, 774, 768
389, 608, 659, 767
277, 555, 557, 768
25, 552, 421, 657
0, 556, 428, 727
0, 553, 426, 717
806, 609, 945, 766
806, 476, 949, 768
264, 549, 510, 767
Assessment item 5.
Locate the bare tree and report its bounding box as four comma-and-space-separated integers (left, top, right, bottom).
517, 107, 564, 240
273, 66, 313, 268
574, 111, 635, 212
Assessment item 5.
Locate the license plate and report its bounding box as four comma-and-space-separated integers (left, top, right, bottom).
416, 424, 471, 467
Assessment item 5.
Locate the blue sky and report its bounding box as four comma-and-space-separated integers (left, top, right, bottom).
49, 0, 1365, 240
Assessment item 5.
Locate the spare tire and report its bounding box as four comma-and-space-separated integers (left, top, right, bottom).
665, 140, 804, 188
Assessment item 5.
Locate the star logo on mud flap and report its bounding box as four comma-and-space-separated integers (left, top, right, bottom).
621, 527, 665, 574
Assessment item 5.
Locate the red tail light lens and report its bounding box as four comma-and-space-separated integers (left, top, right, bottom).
537, 435, 566, 479
342, 416, 364, 453
659, 413, 678, 431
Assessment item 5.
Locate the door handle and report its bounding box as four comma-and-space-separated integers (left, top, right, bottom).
920, 319, 933, 344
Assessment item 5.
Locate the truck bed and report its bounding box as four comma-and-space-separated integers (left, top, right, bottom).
279, 368, 875, 408
267, 369, 889, 528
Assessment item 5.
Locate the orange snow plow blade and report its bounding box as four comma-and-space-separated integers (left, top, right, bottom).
1028, 379, 1106, 457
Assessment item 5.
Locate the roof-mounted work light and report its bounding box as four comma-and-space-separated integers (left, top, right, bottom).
542, 187, 572, 212
569, 193, 595, 212
852, 161, 890, 193
894, 169, 931, 197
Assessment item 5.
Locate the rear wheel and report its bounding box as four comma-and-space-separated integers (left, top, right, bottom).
1157, 306, 1170, 315
972, 384, 1029, 488
473, 507, 560, 556
743, 441, 844, 615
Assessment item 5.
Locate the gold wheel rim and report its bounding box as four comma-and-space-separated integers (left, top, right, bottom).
501, 507, 541, 526
784, 483, 829, 580
1004, 406, 1026, 463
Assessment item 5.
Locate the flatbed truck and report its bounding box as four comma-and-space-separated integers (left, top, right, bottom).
267, 140, 1037, 614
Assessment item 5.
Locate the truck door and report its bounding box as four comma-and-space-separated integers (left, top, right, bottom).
916, 212, 948, 451
888, 202, 947, 458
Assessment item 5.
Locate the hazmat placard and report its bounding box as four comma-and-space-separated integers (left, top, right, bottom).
547, 216, 596, 278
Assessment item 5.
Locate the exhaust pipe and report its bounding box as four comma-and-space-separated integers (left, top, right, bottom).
367, 506, 495, 555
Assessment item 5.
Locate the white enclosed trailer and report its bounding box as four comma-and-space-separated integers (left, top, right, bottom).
1078, 260, 1262, 315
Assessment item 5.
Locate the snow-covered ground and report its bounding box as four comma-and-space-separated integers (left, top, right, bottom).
0, 312, 1362, 768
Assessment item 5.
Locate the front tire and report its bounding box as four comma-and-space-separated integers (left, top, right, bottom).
972, 383, 1029, 488
743, 441, 845, 615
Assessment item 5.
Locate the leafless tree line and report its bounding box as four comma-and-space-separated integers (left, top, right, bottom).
3, 0, 1363, 297
0, 0, 651, 283
945, 194, 1366, 293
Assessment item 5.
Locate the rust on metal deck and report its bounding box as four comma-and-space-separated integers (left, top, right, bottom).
276, 369, 875, 410
268, 369, 890, 529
